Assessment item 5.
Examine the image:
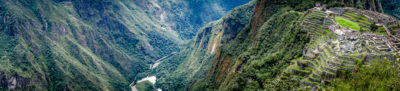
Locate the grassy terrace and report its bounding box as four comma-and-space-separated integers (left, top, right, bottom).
283, 10, 396, 88
389, 25, 400, 32
376, 26, 387, 34
303, 10, 338, 49
335, 16, 361, 31
341, 12, 371, 30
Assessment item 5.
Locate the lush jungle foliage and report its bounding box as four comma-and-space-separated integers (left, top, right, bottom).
155, 0, 400, 90
1, 0, 399, 90
0, 0, 250, 90
194, 8, 309, 91
330, 58, 400, 90
154, 1, 257, 90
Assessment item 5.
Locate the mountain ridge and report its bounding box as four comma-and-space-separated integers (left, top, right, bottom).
154, 0, 400, 90
0, 0, 250, 90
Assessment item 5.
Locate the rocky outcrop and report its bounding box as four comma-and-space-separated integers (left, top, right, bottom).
0, 74, 35, 90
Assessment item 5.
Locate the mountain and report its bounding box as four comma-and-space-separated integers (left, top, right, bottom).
155, 0, 400, 90
1, 0, 400, 90
0, 0, 250, 90
154, 1, 257, 90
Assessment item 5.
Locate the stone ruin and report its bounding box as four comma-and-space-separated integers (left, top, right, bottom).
328, 7, 346, 15
329, 24, 356, 35
345, 8, 400, 25
313, 4, 327, 11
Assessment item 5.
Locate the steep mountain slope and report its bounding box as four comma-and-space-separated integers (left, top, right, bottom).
1, 0, 399, 90
154, 0, 400, 90
0, 0, 180, 90
154, 1, 256, 90
381, 0, 400, 19
0, 0, 250, 90
153, 0, 252, 39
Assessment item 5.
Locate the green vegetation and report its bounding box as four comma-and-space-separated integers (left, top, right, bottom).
0, 0, 253, 90
341, 12, 371, 30
335, 16, 361, 30
135, 81, 155, 91
376, 26, 387, 34
330, 58, 400, 90
381, 0, 400, 19
370, 22, 378, 32
153, 1, 257, 90
190, 8, 309, 90
389, 24, 400, 32
1, 0, 399, 90
160, 0, 400, 90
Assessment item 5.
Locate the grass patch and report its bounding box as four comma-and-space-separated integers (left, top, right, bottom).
389, 25, 400, 32
335, 16, 361, 31
292, 66, 311, 73
376, 27, 387, 34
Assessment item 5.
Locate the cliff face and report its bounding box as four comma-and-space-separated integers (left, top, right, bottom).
153, 2, 256, 90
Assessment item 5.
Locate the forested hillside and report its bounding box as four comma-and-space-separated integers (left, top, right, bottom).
154, 1, 256, 90
0, 0, 250, 90
1, 0, 399, 90
154, 0, 400, 90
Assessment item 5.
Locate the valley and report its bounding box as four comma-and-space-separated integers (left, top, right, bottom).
0, 0, 251, 90
153, 0, 400, 90
0, 0, 400, 91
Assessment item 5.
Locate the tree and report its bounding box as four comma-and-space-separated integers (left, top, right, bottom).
395, 51, 400, 62
360, 27, 365, 32
370, 22, 378, 32
331, 58, 400, 90
355, 0, 364, 9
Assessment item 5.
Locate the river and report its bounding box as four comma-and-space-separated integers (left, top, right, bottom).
131, 52, 176, 91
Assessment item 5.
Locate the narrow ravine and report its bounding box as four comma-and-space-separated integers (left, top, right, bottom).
130, 52, 176, 91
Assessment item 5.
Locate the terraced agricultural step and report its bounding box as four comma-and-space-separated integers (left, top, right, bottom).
340, 15, 370, 23
307, 77, 321, 83
304, 23, 324, 29
304, 26, 324, 31
289, 66, 311, 76
304, 19, 322, 23
311, 73, 321, 79
309, 30, 325, 35
326, 60, 342, 67
301, 78, 320, 86
377, 48, 391, 51
342, 58, 360, 67
308, 30, 325, 35
337, 56, 357, 62
312, 11, 327, 15
297, 60, 309, 67
308, 13, 326, 16
308, 15, 325, 18
307, 60, 318, 69
321, 70, 336, 78
321, 66, 338, 74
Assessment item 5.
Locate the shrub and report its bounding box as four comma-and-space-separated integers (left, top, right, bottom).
370, 22, 378, 32
331, 58, 400, 90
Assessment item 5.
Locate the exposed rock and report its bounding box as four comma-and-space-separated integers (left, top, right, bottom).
0, 74, 31, 90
